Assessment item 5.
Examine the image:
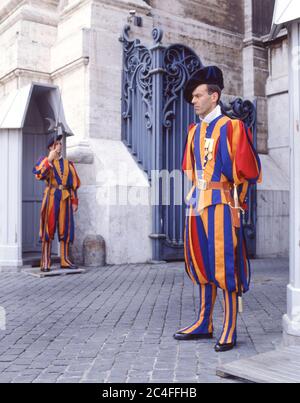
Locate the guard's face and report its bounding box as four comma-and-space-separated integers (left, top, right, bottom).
55, 140, 63, 154
191, 84, 215, 118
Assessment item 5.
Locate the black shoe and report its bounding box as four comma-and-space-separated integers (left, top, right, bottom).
40, 268, 51, 272
214, 340, 236, 352
173, 332, 213, 341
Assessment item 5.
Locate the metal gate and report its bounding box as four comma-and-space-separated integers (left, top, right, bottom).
120, 25, 258, 261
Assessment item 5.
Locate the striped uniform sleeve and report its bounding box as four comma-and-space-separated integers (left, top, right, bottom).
69, 161, 81, 206
182, 124, 196, 182
227, 120, 262, 186
32, 156, 53, 181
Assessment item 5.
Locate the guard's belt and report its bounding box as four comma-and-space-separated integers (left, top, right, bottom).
197, 180, 233, 191
48, 184, 71, 191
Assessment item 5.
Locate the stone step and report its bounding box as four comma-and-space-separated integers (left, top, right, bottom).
22, 267, 85, 278
217, 346, 300, 383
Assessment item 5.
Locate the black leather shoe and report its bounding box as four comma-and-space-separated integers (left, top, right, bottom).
173, 332, 213, 341
40, 268, 50, 272
214, 340, 236, 352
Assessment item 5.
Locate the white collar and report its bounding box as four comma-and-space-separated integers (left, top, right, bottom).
201, 105, 222, 124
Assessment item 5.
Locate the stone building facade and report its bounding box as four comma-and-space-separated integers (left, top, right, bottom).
0, 0, 288, 267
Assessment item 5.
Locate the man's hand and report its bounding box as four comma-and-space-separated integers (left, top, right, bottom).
72, 204, 78, 213
48, 143, 61, 162
48, 149, 59, 162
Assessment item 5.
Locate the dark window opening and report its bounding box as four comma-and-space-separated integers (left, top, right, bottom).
252, 0, 276, 36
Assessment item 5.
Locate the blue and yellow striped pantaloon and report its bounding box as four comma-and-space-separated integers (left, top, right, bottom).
179, 283, 238, 344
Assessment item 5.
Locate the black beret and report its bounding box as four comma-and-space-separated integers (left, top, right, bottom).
47, 132, 63, 149
184, 66, 224, 104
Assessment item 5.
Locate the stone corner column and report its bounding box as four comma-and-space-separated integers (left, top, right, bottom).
243, 0, 271, 154
283, 284, 300, 345
283, 21, 300, 346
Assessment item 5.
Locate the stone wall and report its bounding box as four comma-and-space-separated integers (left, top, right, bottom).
256, 33, 289, 258
0, 1, 57, 94
151, 0, 244, 33
150, 0, 245, 101
266, 35, 289, 177
243, 0, 269, 154
257, 155, 289, 258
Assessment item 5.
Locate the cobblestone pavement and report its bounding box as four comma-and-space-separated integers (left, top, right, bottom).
0, 258, 288, 383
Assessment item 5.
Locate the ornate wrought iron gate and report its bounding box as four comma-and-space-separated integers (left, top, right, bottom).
120, 25, 258, 261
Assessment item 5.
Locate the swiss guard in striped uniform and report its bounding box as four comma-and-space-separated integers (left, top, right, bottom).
32, 131, 81, 272
173, 66, 262, 352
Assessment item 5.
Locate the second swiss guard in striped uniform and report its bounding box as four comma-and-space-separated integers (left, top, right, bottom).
173, 66, 262, 352
33, 131, 81, 272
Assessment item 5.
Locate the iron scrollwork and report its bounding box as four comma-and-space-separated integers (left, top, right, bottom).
163, 45, 203, 128
152, 27, 163, 45
220, 98, 256, 129
121, 25, 154, 132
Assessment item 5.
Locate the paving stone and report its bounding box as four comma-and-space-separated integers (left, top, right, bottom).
0, 259, 289, 383
56, 377, 81, 383
0, 372, 18, 383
